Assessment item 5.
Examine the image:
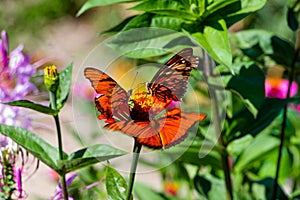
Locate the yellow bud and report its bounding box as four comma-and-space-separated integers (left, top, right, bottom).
44, 65, 59, 92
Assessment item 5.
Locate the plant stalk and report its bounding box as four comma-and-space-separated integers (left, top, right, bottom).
202, 49, 233, 200
49, 91, 68, 200
126, 139, 142, 200
272, 29, 300, 200
210, 86, 233, 200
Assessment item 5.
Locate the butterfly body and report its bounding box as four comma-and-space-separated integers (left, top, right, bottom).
84, 48, 206, 149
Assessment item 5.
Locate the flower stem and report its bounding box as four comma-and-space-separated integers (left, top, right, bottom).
49, 91, 68, 200
126, 139, 142, 200
272, 29, 300, 200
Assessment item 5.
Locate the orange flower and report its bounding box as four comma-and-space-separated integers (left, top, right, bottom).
164, 181, 179, 196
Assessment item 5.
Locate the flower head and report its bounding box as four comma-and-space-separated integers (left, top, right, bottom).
51, 173, 77, 200
265, 78, 298, 99
85, 65, 206, 149
44, 65, 59, 92
164, 181, 179, 196
0, 30, 37, 199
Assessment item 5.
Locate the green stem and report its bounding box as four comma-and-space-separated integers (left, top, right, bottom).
202, 50, 233, 200
126, 139, 142, 200
272, 29, 300, 200
49, 91, 68, 200
210, 86, 233, 200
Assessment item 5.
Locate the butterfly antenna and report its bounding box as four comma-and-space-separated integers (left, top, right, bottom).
128, 71, 139, 96
130, 71, 139, 89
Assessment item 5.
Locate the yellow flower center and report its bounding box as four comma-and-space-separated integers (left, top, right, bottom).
129, 91, 158, 121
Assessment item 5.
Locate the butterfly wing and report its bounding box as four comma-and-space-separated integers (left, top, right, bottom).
138, 108, 206, 149
105, 108, 206, 149
84, 67, 130, 121
147, 48, 199, 101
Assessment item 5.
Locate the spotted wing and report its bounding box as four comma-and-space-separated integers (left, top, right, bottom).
105, 108, 206, 149
84, 67, 130, 121
147, 48, 199, 101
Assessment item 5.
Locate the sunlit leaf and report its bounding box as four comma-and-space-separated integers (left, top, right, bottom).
77, 0, 139, 16
4, 100, 57, 115
106, 165, 127, 200
56, 63, 73, 110
130, 0, 197, 20
188, 18, 232, 67
234, 134, 280, 172
107, 27, 185, 58
61, 144, 127, 173
0, 124, 64, 172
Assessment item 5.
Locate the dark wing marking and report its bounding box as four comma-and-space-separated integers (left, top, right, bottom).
84, 67, 130, 121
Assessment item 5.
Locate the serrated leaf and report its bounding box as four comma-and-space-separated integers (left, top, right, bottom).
77, 0, 139, 16
56, 63, 73, 110
188, 18, 232, 67
4, 100, 58, 115
0, 124, 65, 172
106, 165, 127, 200
61, 144, 127, 173
227, 64, 265, 113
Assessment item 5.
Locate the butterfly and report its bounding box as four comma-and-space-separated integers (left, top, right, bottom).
84, 48, 206, 149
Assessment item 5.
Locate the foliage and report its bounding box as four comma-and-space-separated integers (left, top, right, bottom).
1, 0, 300, 199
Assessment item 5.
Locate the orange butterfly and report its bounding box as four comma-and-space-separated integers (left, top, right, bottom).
84, 48, 206, 149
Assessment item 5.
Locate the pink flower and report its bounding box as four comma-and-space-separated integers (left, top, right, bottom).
72, 81, 95, 102
0, 30, 37, 199
265, 78, 298, 99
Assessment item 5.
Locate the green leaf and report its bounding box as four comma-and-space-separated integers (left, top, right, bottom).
226, 98, 287, 142
134, 182, 170, 200
0, 124, 65, 172
194, 174, 226, 200
106, 165, 127, 200
108, 27, 186, 58
188, 18, 232, 67
255, 178, 288, 200
62, 144, 127, 173
227, 64, 265, 114
4, 100, 58, 115
104, 13, 186, 34
234, 134, 280, 172
287, 8, 299, 31
194, 174, 211, 198
130, 0, 197, 20
232, 30, 294, 67
56, 63, 73, 110
77, 0, 139, 16
171, 144, 222, 170
223, 0, 267, 26
204, 0, 240, 19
